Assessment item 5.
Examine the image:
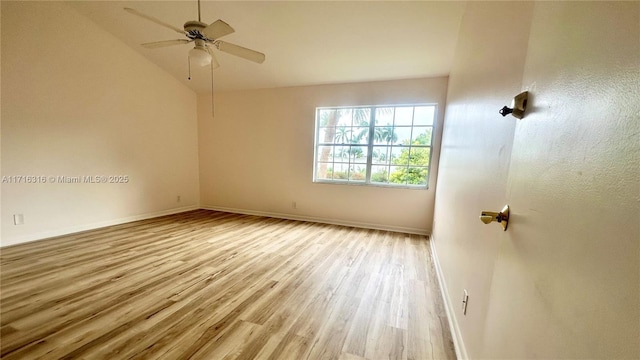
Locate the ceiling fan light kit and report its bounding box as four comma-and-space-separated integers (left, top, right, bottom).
189, 41, 212, 67
189, 47, 211, 67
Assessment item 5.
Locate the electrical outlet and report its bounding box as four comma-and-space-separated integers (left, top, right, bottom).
462, 289, 469, 315
292, 201, 297, 209
13, 214, 24, 225
177, 195, 181, 203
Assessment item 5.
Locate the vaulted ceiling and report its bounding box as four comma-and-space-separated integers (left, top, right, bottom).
69, 1, 466, 93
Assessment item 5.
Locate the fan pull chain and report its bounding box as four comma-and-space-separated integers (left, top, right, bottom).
210, 60, 215, 117
187, 58, 192, 80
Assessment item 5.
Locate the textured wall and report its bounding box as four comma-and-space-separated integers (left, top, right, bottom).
483, 2, 640, 358
434, 1, 639, 358
1, 2, 200, 245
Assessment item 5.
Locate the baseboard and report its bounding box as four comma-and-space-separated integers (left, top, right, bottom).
430, 236, 469, 360
1, 205, 199, 247
3, 204, 427, 247
201, 205, 429, 235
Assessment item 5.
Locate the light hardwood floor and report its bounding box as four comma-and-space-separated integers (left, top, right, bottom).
0, 210, 456, 360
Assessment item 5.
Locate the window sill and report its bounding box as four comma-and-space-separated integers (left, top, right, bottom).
313, 180, 429, 190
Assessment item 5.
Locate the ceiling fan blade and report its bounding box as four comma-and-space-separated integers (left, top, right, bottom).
124, 8, 186, 35
217, 41, 265, 64
141, 39, 192, 49
207, 47, 221, 69
202, 20, 235, 40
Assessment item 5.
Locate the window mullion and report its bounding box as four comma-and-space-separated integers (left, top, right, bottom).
365, 107, 375, 184
406, 107, 415, 186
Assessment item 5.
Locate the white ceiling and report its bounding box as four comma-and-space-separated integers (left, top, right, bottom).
69, 1, 466, 93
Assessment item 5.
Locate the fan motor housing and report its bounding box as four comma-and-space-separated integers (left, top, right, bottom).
184, 20, 209, 39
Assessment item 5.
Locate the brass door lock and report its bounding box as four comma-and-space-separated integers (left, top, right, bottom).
499, 91, 528, 119
480, 205, 510, 231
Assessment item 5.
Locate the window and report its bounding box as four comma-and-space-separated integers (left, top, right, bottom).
314, 104, 436, 188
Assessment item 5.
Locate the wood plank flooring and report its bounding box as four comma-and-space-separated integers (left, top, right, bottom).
0, 210, 456, 360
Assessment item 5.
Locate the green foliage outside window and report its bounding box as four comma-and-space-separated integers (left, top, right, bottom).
389, 132, 431, 185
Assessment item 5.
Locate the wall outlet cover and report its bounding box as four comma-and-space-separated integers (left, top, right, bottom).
462, 289, 469, 315
14, 214, 25, 225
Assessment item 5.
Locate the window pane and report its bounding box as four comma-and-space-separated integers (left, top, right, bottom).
349, 165, 367, 181
371, 165, 389, 183
332, 163, 349, 180
408, 147, 431, 167
375, 107, 394, 125
374, 126, 394, 145
317, 128, 335, 144
394, 107, 413, 126
414, 106, 435, 126
390, 146, 408, 165
352, 127, 369, 144
411, 127, 432, 145
372, 146, 391, 165
334, 146, 348, 160
348, 146, 368, 163
352, 108, 371, 126
336, 109, 352, 127
316, 162, 333, 180
393, 127, 412, 145
407, 167, 429, 185
318, 109, 336, 127
389, 165, 408, 185
334, 126, 352, 144
317, 146, 334, 162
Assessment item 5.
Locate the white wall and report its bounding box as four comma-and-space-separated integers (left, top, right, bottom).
433, 2, 639, 359
1, 2, 200, 246
431, 2, 534, 358
198, 78, 448, 234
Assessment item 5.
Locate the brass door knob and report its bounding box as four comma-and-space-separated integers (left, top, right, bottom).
479, 205, 510, 231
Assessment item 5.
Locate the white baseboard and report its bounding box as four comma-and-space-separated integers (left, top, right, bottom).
1, 205, 199, 247
201, 205, 429, 235
430, 236, 469, 360
2, 204, 427, 247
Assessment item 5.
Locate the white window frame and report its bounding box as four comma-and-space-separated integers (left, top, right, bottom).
313, 104, 436, 189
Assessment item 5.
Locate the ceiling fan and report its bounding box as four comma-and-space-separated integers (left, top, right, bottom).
124, 0, 266, 69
